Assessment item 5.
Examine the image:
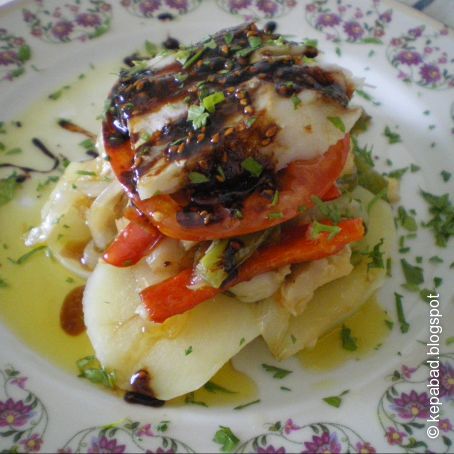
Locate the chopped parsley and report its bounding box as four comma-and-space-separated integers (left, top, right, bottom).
248, 35, 262, 49
420, 190, 454, 247
0, 174, 20, 207
0, 277, 8, 288
386, 167, 408, 180
397, 206, 417, 232
383, 126, 401, 144
340, 325, 357, 351
434, 276, 442, 288
267, 212, 284, 220
183, 48, 206, 69
156, 420, 169, 432
291, 95, 301, 110
144, 40, 158, 57
224, 32, 234, 45
234, 399, 260, 410
204, 381, 236, 394
236, 35, 262, 58
188, 104, 209, 129
311, 221, 341, 240
79, 138, 96, 150
37, 175, 59, 192
355, 89, 381, 106
202, 91, 225, 113
367, 238, 385, 270
323, 390, 349, 408
204, 38, 217, 49
245, 117, 256, 128
261, 363, 292, 379
188, 171, 210, 184
327, 116, 346, 133
213, 426, 240, 453
394, 293, 409, 333
185, 392, 207, 407
429, 255, 443, 264
8, 245, 47, 265
185, 345, 193, 355
311, 196, 341, 224
241, 157, 263, 177
76, 170, 97, 177
401, 258, 424, 291
76, 355, 117, 389
441, 170, 451, 182
5, 147, 22, 155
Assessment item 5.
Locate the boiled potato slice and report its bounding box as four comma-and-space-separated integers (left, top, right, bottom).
83, 261, 260, 400
258, 186, 396, 359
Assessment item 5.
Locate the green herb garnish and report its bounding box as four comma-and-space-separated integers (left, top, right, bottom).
327, 116, 346, 133
291, 94, 301, 110
262, 364, 292, 379
202, 91, 225, 113
323, 390, 349, 408
384, 126, 401, 144
204, 381, 236, 394
241, 157, 263, 177
394, 293, 409, 333
9, 245, 47, 265
367, 238, 384, 270
397, 206, 417, 232
188, 104, 209, 129
188, 171, 209, 184
234, 399, 260, 410
441, 171, 451, 182
311, 221, 341, 240
401, 258, 424, 289
213, 426, 240, 453
341, 325, 357, 351
420, 190, 454, 247
267, 212, 284, 220
0, 174, 19, 207
224, 33, 234, 45
76, 355, 117, 389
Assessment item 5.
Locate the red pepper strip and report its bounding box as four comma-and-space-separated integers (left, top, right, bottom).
141, 218, 365, 323
103, 221, 162, 267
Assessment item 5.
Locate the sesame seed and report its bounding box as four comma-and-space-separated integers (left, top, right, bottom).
265, 125, 278, 137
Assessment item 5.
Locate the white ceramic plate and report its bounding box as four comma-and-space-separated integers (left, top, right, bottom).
0, 1, 453, 452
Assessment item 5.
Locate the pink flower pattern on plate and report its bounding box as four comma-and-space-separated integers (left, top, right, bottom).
305, 0, 393, 44
0, 28, 31, 81
387, 24, 454, 89
120, 0, 200, 18
216, 0, 296, 19
22, 0, 112, 43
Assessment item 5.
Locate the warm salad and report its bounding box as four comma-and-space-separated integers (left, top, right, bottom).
26, 23, 396, 402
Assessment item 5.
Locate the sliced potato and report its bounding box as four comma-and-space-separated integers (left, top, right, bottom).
83, 261, 260, 400
258, 186, 396, 359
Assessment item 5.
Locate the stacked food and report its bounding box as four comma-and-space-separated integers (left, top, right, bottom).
26, 23, 395, 402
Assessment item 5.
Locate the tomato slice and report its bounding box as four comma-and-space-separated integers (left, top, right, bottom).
137, 135, 350, 241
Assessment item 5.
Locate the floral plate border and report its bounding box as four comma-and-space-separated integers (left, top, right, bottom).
0, 0, 453, 452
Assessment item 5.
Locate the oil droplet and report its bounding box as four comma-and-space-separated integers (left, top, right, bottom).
168, 360, 257, 408
299, 296, 391, 371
